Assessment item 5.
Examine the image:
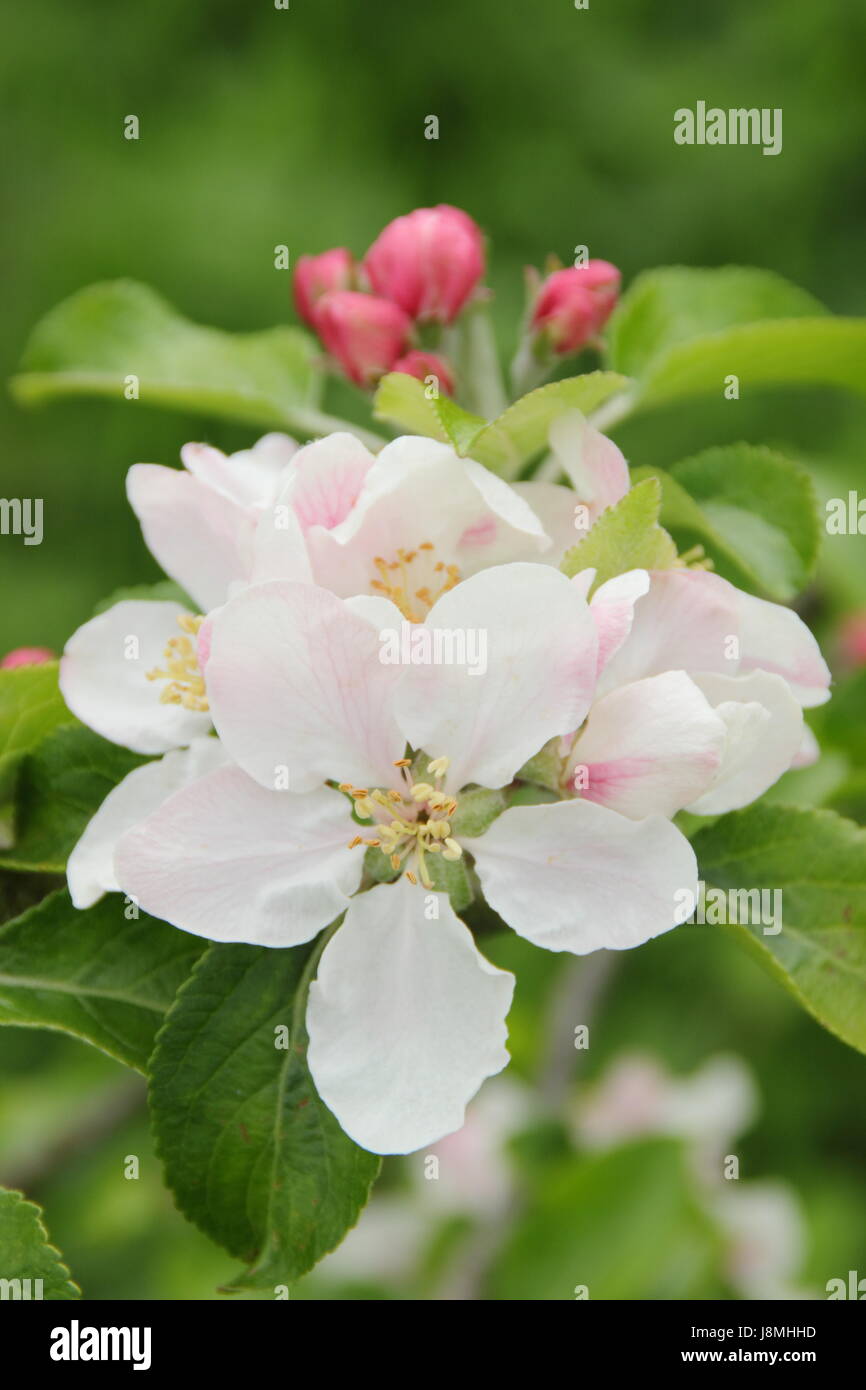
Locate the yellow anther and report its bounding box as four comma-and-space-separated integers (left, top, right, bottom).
146, 615, 209, 712
427, 756, 450, 779
406, 870, 418, 885
442, 838, 463, 861
347, 835, 362, 849
410, 782, 434, 802
393, 758, 412, 767
368, 543, 461, 622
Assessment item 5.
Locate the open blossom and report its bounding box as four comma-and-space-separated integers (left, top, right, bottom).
293, 247, 355, 327
363, 205, 486, 323
531, 260, 621, 354
555, 564, 830, 819
315, 290, 412, 386
114, 564, 699, 1153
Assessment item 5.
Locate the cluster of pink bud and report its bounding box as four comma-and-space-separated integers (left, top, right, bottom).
293, 205, 485, 391
530, 260, 621, 356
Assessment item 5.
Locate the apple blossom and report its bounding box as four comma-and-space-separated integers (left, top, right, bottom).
363, 205, 485, 323
114, 564, 699, 1153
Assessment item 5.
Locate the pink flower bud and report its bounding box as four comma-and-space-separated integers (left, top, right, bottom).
391, 350, 455, 397
293, 248, 355, 328
315, 290, 412, 387
1, 646, 55, 669
532, 260, 621, 354
363, 205, 485, 323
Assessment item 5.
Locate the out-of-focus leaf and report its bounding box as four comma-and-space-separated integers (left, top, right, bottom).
633, 444, 821, 601
488, 1138, 723, 1300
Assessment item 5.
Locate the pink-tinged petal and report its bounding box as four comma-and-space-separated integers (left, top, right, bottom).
306, 878, 514, 1154
735, 587, 831, 708
571, 671, 726, 819
60, 600, 211, 754
395, 563, 598, 792
685, 672, 804, 815
598, 568, 739, 694
127, 464, 256, 612
115, 769, 362, 947
549, 411, 629, 522
306, 436, 549, 599
589, 569, 651, 676
206, 581, 404, 792
0, 646, 55, 669
67, 737, 227, 908
180, 434, 298, 510
467, 798, 698, 955
513, 481, 586, 566
279, 432, 376, 533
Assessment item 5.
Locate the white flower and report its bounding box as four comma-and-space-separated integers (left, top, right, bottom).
113, 563, 699, 1153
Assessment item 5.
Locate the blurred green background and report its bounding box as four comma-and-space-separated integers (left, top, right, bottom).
1, 0, 865, 1299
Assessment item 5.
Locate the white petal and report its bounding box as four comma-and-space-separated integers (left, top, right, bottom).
571, 671, 726, 818
60, 600, 211, 753
395, 563, 598, 791
181, 433, 298, 509
791, 724, 820, 770
548, 411, 629, 521
127, 464, 256, 611
590, 569, 651, 676
114, 769, 362, 946
735, 587, 831, 707
513, 482, 585, 565
306, 878, 514, 1154
685, 672, 804, 814
206, 581, 404, 791
598, 569, 737, 694
67, 737, 228, 908
468, 798, 698, 954
306, 435, 549, 598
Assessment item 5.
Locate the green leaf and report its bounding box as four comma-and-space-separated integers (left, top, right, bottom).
606, 267, 866, 414
488, 1139, 722, 1300
560, 477, 678, 587
0, 889, 203, 1071
0, 661, 76, 849
692, 804, 866, 1055
9, 279, 382, 440
0, 1188, 80, 1299
149, 938, 380, 1290
0, 725, 145, 874
374, 371, 630, 478
633, 444, 821, 601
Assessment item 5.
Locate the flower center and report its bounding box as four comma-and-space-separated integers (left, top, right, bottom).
342, 754, 463, 888
146, 614, 209, 712
370, 542, 461, 623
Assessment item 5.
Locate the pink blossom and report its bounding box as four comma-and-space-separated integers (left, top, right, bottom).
364, 205, 485, 323
293, 248, 355, 327
315, 290, 412, 386
532, 260, 621, 354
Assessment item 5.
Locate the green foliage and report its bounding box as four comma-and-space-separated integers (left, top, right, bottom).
9, 279, 359, 439
0, 890, 203, 1071
633, 444, 821, 601
488, 1138, 723, 1300
606, 267, 866, 414
149, 938, 380, 1290
0, 726, 145, 873
560, 477, 678, 586
374, 371, 630, 477
693, 805, 866, 1055
0, 662, 76, 849
0, 1188, 80, 1299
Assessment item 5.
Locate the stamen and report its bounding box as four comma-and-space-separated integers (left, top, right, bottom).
368, 542, 461, 622
146, 615, 209, 711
